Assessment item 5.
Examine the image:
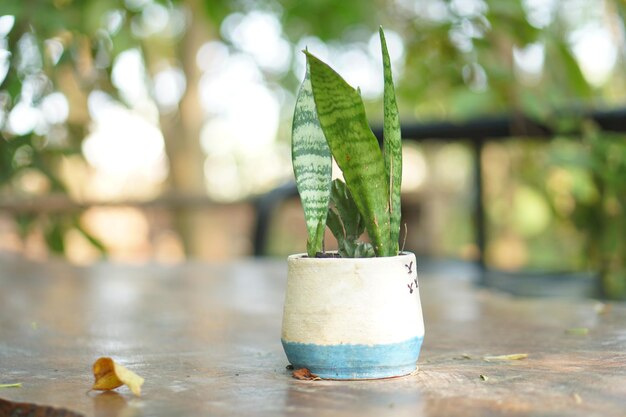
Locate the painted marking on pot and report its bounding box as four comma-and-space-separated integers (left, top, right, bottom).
282, 335, 423, 380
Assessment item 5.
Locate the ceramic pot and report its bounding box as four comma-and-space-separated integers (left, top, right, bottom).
281, 252, 424, 379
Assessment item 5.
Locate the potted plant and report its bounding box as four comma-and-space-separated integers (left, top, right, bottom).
281, 28, 424, 380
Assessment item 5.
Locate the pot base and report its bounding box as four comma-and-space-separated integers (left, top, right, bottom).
282, 336, 423, 380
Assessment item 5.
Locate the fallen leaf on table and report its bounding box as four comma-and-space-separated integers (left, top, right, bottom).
479, 374, 489, 381
0, 383, 22, 388
573, 393, 583, 404
292, 368, 321, 381
92, 357, 144, 396
483, 353, 528, 362
565, 327, 589, 336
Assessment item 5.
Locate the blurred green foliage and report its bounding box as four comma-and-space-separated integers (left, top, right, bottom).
1, 0, 625, 297
0, 0, 148, 255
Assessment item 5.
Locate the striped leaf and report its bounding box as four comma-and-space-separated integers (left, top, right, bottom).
291, 63, 332, 257
380, 27, 403, 254
305, 51, 394, 257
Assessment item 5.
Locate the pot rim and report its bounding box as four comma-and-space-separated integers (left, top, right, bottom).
287, 251, 415, 263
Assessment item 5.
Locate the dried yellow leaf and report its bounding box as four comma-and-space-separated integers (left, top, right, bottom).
92, 357, 144, 396
483, 353, 528, 362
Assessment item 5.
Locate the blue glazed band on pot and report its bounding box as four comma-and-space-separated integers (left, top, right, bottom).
282, 336, 424, 379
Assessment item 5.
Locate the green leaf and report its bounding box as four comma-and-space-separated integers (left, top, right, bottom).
326, 179, 374, 258
330, 179, 365, 241
292, 63, 332, 257
380, 27, 402, 254
326, 207, 345, 244
305, 50, 393, 257
353, 242, 375, 258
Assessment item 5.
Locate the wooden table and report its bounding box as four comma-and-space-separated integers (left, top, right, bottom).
1, 253, 625, 417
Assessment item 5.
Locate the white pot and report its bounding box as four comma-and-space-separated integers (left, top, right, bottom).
281, 252, 424, 379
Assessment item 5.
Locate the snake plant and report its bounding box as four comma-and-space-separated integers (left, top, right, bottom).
292, 27, 402, 258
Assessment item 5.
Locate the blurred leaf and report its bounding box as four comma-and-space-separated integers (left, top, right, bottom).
74, 220, 107, 255
546, 35, 592, 99
44, 218, 66, 254
565, 327, 589, 335
487, 0, 540, 44
483, 353, 528, 361
15, 213, 37, 239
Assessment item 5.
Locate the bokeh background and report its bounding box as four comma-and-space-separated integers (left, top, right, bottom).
1, 0, 625, 297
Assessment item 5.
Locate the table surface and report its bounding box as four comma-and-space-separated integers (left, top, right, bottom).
1, 253, 625, 417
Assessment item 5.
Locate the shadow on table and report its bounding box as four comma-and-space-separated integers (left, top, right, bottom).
92, 391, 140, 417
